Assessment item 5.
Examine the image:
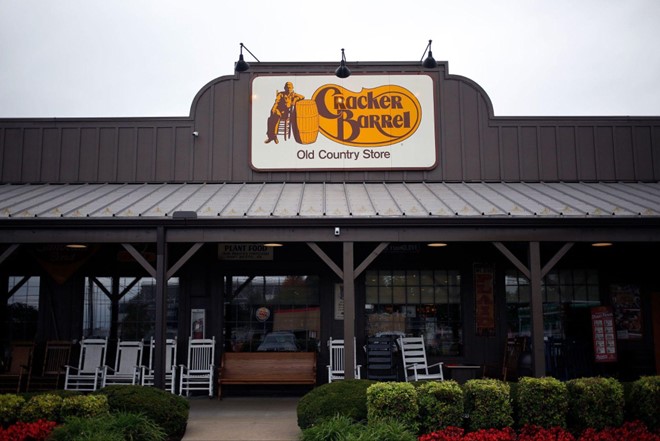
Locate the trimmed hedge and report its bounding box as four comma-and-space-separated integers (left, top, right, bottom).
463, 378, 513, 431
416, 380, 464, 434
515, 376, 568, 428
19, 393, 63, 423
626, 375, 660, 433
367, 381, 419, 434
297, 379, 376, 429
61, 394, 109, 419
566, 376, 624, 433
96, 385, 189, 441
0, 394, 26, 427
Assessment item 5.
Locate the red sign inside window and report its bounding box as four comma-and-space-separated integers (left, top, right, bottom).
591, 306, 617, 363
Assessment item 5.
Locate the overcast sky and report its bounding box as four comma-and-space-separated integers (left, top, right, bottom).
1, 0, 659, 118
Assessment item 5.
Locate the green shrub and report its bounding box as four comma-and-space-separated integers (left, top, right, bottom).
300, 414, 360, 441
358, 419, 417, 441
367, 382, 419, 434
19, 393, 62, 423
626, 376, 659, 432
416, 380, 464, 434
50, 411, 166, 441
300, 415, 416, 441
515, 376, 568, 428
297, 379, 377, 429
0, 394, 26, 427
566, 376, 624, 433
463, 378, 513, 431
96, 385, 189, 441
61, 394, 110, 419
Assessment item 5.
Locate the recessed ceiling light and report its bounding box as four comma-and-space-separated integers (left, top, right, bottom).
591, 242, 613, 247
264, 243, 283, 247
427, 243, 448, 247
65, 244, 88, 249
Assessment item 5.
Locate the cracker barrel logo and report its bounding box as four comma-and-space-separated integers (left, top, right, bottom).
313, 84, 421, 147
263, 81, 422, 148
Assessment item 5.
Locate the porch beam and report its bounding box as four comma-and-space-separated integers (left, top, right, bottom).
121, 243, 157, 278
167, 242, 204, 279
493, 242, 530, 279
354, 242, 389, 279
307, 242, 343, 279
0, 244, 19, 266
541, 242, 574, 278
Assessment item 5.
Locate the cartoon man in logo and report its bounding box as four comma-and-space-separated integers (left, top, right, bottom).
265, 81, 305, 144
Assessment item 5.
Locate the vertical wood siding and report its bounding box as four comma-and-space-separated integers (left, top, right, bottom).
1, 65, 658, 184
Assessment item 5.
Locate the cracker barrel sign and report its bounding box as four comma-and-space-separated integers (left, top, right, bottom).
251, 75, 436, 171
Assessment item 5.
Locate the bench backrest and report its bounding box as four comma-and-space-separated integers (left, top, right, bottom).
221, 352, 316, 380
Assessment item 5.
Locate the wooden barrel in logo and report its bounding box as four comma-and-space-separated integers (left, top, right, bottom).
292, 100, 319, 145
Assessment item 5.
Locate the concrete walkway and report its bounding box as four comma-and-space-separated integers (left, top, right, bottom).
182, 396, 302, 441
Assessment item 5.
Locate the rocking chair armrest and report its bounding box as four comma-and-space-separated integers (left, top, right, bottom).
404, 362, 422, 371
428, 361, 444, 369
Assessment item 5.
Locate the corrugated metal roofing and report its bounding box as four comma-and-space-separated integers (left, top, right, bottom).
0, 182, 659, 219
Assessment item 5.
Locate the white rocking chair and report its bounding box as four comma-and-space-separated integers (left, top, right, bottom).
141, 337, 177, 393
102, 339, 143, 387
65, 337, 108, 391
327, 337, 361, 383
179, 337, 215, 397
398, 336, 444, 382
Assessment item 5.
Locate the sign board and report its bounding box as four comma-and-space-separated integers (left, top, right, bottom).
334, 284, 344, 320
591, 306, 617, 363
474, 267, 495, 336
250, 75, 437, 171
218, 244, 274, 260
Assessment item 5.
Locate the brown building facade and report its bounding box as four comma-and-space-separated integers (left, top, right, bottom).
1, 60, 659, 390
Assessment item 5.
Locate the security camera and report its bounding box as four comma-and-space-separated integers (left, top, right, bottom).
192, 131, 199, 137
334, 227, 341, 236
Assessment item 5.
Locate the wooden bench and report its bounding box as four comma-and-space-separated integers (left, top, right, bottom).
217, 352, 317, 398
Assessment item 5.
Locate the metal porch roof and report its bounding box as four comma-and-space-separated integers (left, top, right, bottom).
1, 182, 659, 220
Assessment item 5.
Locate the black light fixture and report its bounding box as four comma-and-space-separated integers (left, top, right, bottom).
335, 48, 351, 78
235, 43, 260, 72
421, 39, 437, 69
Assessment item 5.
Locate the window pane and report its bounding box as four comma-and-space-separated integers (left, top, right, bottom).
392, 271, 406, 286
519, 285, 530, 303
435, 286, 448, 303
365, 271, 378, 286
420, 286, 434, 303
392, 286, 406, 304
546, 285, 560, 303
365, 269, 462, 356
226, 275, 319, 352
407, 286, 421, 304
6, 276, 40, 340
366, 286, 379, 304
420, 270, 434, 286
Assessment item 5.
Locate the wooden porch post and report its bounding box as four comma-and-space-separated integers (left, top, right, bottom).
529, 241, 545, 377
154, 226, 168, 389
343, 242, 355, 379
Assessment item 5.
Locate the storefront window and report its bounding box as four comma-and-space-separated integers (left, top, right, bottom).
225, 275, 320, 352
5, 276, 40, 340
365, 269, 462, 356
83, 277, 179, 340
505, 269, 600, 339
